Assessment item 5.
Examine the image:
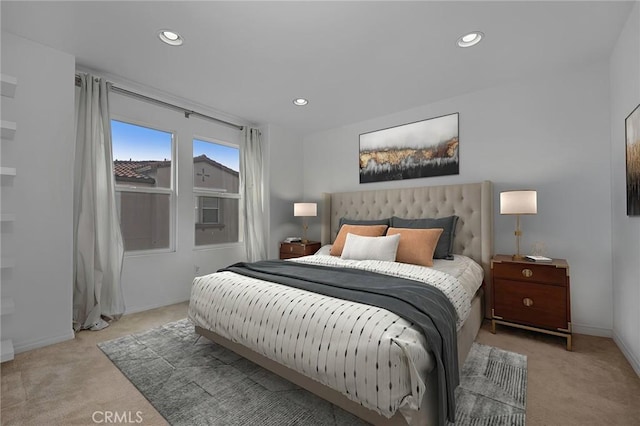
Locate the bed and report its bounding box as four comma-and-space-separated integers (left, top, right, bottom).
188, 181, 493, 426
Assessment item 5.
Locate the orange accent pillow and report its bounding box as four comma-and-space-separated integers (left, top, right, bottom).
330, 224, 388, 256
387, 227, 444, 267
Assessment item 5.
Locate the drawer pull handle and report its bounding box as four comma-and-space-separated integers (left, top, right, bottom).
522, 268, 533, 278
290, 247, 293, 252
523, 297, 534, 307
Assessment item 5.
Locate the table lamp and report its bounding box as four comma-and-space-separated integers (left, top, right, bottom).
500, 190, 537, 260
294, 202, 317, 244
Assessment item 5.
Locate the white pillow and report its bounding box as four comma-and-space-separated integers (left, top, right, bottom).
340, 233, 400, 262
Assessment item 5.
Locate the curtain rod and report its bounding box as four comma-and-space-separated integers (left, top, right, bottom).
74, 74, 244, 131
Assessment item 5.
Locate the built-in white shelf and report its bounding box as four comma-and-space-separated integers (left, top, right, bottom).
1, 121, 16, 140
1, 74, 17, 364
1, 298, 15, 316
1, 339, 14, 362
0, 74, 17, 98
1, 257, 16, 269
1, 213, 16, 222
0, 167, 16, 176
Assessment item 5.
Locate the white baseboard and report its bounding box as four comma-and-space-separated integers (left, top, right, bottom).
571, 323, 612, 337
124, 297, 189, 316
1, 339, 14, 362
613, 330, 640, 378
13, 330, 75, 355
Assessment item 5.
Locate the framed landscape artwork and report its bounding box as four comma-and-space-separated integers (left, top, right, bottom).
626, 104, 640, 216
359, 113, 459, 184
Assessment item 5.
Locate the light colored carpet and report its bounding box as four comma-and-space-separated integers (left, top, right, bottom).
98, 319, 527, 426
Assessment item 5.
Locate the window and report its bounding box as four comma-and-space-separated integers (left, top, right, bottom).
111, 120, 174, 252
199, 197, 219, 224
193, 138, 240, 246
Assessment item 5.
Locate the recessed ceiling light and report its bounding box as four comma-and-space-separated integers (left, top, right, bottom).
293, 98, 309, 106
457, 31, 484, 48
158, 30, 183, 46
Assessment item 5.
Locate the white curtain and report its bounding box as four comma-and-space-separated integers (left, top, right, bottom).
73, 74, 125, 331
240, 127, 267, 262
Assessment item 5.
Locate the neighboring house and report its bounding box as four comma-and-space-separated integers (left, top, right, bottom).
114, 155, 239, 249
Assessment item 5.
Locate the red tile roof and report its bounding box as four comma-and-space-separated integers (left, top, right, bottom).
113, 155, 237, 183
113, 160, 158, 184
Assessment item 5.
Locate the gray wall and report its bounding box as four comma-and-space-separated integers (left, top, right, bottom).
1, 32, 75, 352
263, 124, 304, 259
302, 61, 613, 337
610, 2, 640, 375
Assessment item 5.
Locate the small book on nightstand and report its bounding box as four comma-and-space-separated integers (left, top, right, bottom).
525, 255, 553, 262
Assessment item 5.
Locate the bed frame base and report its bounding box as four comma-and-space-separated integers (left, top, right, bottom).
195, 325, 433, 425
194, 291, 483, 426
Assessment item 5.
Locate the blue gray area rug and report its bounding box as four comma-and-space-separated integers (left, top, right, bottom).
98, 319, 526, 426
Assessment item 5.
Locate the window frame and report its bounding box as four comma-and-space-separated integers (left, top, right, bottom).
192, 135, 243, 248
111, 116, 177, 255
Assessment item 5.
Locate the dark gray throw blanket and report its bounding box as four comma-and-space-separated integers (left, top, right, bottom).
220, 260, 459, 426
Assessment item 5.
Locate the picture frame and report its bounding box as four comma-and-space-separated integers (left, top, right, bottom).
626, 104, 640, 216
359, 113, 459, 184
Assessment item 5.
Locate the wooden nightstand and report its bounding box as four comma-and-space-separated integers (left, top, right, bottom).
491, 254, 572, 350
279, 241, 321, 259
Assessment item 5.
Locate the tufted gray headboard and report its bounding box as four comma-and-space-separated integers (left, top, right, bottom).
321, 181, 494, 313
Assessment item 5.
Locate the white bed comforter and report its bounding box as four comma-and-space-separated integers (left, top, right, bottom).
188, 256, 473, 419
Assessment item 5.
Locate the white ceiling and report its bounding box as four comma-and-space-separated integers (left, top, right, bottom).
1, 1, 634, 136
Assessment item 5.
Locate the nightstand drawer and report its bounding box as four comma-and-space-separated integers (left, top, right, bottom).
492, 262, 567, 286
279, 241, 321, 259
494, 279, 568, 331
280, 244, 307, 255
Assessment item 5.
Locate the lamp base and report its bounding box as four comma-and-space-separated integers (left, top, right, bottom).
301, 239, 310, 244
512, 254, 525, 261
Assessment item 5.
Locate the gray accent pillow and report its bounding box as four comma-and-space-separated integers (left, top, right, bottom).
338, 217, 391, 234
390, 215, 459, 260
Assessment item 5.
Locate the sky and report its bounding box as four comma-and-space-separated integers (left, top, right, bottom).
111, 120, 239, 171
193, 139, 239, 172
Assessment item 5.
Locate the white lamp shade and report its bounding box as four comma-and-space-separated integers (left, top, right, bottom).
500, 190, 537, 215
294, 202, 317, 217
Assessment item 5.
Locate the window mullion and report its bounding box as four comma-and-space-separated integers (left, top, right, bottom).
116, 186, 173, 195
